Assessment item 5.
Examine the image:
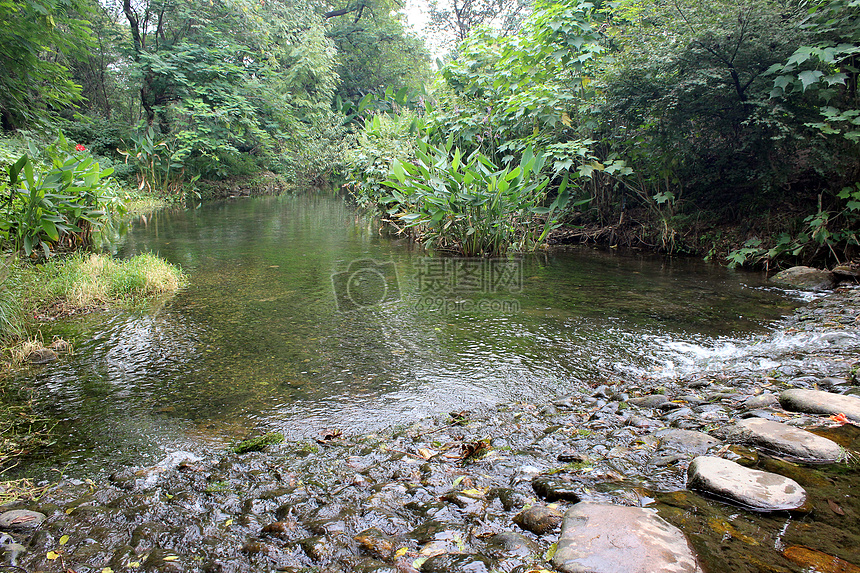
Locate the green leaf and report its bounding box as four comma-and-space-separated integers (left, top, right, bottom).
798, 70, 824, 91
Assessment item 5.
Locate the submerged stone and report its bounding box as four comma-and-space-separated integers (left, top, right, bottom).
421, 553, 493, 573
779, 389, 860, 422
552, 502, 700, 573
687, 456, 807, 511
725, 418, 843, 463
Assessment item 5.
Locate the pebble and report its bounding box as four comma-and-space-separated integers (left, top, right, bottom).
552, 502, 701, 573
687, 456, 807, 511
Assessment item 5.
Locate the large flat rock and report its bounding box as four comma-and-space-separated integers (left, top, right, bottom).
726, 418, 843, 463
552, 503, 701, 573
687, 456, 807, 511
779, 389, 860, 423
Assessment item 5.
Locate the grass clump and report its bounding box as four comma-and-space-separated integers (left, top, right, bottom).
0, 256, 24, 342
35, 252, 187, 308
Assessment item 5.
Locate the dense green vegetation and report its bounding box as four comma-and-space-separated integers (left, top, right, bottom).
0, 0, 857, 264
344, 0, 858, 262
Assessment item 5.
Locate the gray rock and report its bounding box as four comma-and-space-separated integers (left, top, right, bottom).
743, 393, 779, 409
0, 510, 46, 530
629, 395, 669, 408
779, 388, 860, 422
655, 429, 721, 456
27, 348, 57, 364
552, 503, 701, 573
725, 418, 843, 463
770, 266, 836, 291
687, 456, 807, 511
817, 376, 851, 389
513, 505, 563, 535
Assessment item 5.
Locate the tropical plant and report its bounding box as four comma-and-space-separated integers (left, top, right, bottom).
118, 127, 196, 197
0, 134, 123, 257
382, 140, 565, 255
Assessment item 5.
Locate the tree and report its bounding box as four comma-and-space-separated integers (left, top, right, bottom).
0, 0, 95, 130
119, 0, 339, 177
326, 0, 431, 101
427, 0, 531, 50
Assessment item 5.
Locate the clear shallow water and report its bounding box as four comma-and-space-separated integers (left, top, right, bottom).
15, 194, 799, 477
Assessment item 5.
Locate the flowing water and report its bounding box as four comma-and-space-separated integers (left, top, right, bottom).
15, 194, 801, 478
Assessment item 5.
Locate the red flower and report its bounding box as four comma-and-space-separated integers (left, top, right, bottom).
75, 144, 86, 151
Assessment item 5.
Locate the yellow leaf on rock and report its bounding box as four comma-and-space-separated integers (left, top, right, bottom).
59, 535, 69, 546
225, 519, 233, 527
101, 568, 114, 573
163, 555, 179, 562
128, 561, 141, 568
393, 547, 408, 558
417, 448, 434, 460
46, 551, 60, 560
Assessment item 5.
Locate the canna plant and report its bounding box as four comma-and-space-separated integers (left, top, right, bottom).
382, 139, 568, 256
0, 134, 122, 257
119, 127, 196, 197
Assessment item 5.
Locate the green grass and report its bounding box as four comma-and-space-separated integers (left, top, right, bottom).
0, 257, 24, 343
31, 252, 187, 308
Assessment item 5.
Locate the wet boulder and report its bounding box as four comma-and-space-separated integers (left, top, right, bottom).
552, 502, 701, 573
654, 429, 721, 457
779, 388, 860, 422
770, 266, 836, 291
687, 456, 807, 511
725, 418, 843, 463
354, 527, 397, 561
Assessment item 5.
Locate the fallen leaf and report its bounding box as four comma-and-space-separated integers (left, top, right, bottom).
46, 551, 61, 560
59, 535, 70, 545
417, 448, 435, 460
163, 555, 179, 562
828, 499, 846, 516
225, 519, 233, 526
393, 547, 408, 559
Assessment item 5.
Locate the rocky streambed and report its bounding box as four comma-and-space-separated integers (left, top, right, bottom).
2, 288, 860, 573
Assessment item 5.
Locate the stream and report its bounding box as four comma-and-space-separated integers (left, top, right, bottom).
14, 193, 797, 478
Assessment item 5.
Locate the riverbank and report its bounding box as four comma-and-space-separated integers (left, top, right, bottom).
0, 252, 186, 369
0, 285, 857, 572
